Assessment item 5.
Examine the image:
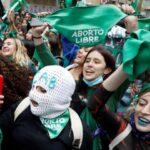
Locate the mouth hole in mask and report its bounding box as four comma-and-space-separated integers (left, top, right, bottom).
31, 99, 38, 107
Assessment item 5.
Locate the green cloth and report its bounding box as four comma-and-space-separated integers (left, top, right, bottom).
80, 108, 102, 150
32, 43, 58, 70
40, 110, 69, 139
65, 0, 73, 8
123, 29, 150, 81
80, 88, 102, 150
38, 5, 126, 47
132, 0, 139, 11
139, 83, 150, 96
7, 29, 17, 38
138, 18, 150, 31
10, 0, 29, 11
0, 22, 7, 40
80, 86, 119, 150
0, 129, 2, 150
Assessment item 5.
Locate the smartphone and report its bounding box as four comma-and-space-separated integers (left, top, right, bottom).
30, 18, 44, 27
0, 75, 3, 95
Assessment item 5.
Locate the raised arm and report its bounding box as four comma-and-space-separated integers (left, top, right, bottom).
88, 65, 128, 140
88, 64, 128, 114
32, 23, 58, 67
103, 64, 127, 92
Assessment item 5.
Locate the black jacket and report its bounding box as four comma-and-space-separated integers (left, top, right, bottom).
0, 104, 92, 150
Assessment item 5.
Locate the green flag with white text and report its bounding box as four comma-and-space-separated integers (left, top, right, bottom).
39, 5, 127, 47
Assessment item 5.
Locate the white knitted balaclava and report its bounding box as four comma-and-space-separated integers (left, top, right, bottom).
29, 65, 75, 119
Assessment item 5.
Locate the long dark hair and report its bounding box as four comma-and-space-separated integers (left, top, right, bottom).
77, 45, 115, 96
83, 45, 116, 79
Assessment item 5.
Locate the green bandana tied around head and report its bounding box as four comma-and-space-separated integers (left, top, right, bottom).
123, 29, 150, 81
38, 5, 127, 47
40, 110, 69, 139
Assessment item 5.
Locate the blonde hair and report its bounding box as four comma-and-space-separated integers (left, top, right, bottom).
10, 38, 32, 68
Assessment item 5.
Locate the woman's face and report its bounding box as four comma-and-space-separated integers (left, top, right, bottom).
135, 91, 150, 132
83, 51, 107, 81
73, 47, 91, 65
1, 38, 17, 57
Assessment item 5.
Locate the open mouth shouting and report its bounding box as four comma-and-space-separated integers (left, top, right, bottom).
31, 99, 38, 107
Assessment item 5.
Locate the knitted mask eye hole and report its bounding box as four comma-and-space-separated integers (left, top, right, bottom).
36, 86, 47, 93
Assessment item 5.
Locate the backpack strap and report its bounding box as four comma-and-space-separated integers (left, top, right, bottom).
109, 123, 132, 150
69, 108, 83, 149
14, 99, 83, 149
14, 97, 30, 121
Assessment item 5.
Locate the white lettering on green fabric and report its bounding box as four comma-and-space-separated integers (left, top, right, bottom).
72, 28, 104, 44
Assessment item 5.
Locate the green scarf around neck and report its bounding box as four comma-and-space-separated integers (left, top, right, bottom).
40, 110, 69, 139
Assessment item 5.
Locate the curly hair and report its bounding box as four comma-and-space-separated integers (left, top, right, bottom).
0, 56, 33, 111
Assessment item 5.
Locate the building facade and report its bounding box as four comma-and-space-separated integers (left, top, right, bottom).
1, 0, 59, 13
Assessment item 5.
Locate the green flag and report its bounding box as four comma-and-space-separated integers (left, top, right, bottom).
39, 5, 127, 47
123, 29, 150, 81
138, 18, 150, 31
132, 0, 139, 10
10, 0, 29, 11
0, 22, 7, 40
65, 0, 73, 8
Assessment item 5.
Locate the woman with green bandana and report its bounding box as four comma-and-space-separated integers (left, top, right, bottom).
0, 65, 92, 150
71, 45, 123, 150
87, 29, 150, 150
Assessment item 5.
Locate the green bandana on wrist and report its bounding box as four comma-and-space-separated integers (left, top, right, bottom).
40, 110, 70, 139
